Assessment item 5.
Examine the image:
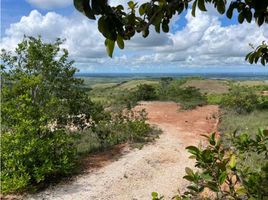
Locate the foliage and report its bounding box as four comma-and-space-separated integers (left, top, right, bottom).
75, 109, 161, 155
0, 37, 105, 193
94, 109, 161, 148
206, 94, 225, 105
246, 42, 268, 66
181, 130, 268, 199
135, 84, 158, 101
176, 87, 207, 109
1, 130, 76, 193
152, 129, 268, 199
73, 0, 268, 65
221, 85, 259, 114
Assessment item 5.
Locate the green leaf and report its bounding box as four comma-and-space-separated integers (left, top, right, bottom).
186, 146, 200, 155
257, 14, 265, 26
206, 181, 219, 192
229, 154, 236, 169
187, 185, 199, 192
226, 3, 234, 19
238, 12, 245, 24
139, 4, 147, 15
74, 0, 96, 20
128, 1, 135, 9
209, 132, 216, 145
142, 29, 149, 38
261, 57, 265, 66
105, 39, 115, 58
155, 23, 161, 33
162, 22, 169, 33
197, 0, 207, 12
185, 167, 194, 176
183, 175, 195, 182
236, 186, 248, 196
245, 10, 252, 23
218, 171, 227, 184
192, 0, 197, 17
151, 192, 158, 198
217, 0, 225, 14
74, 0, 85, 13
116, 35, 124, 49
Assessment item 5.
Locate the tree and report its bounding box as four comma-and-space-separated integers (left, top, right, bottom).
73, 0, 268, 65
1, 36, 102, 131
0, 36, 105, 193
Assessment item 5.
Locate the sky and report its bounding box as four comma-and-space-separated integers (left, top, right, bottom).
1, 0, 268, 74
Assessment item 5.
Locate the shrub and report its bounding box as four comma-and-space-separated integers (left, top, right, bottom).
206, 94, 225, 105
135, 84, 158, 101
93, 109, 160, 148
0, 37, 105, 194
222, 85, 259, 114
178, 87, 207, 109
152, 129, 268, 199
1, 129, 76, 193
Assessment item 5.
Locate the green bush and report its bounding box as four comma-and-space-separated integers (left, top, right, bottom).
93, 109, 160, 148
153, 129, 268, 199
222, 85, 259, 113
0, 37, 106, 194
158, 79, 207, 109
1, 130, 75, 193
207, 93, 225, 105
135, 84, 158, 101
178, 87, 207, 109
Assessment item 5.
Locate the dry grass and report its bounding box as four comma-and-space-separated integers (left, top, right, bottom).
236, 80, 268, 86
118, 80, 159, 90
181, 79, 229, 94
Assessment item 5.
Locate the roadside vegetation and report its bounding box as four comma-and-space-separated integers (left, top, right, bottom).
0, 37, 160, 194
1, 37, 268, 198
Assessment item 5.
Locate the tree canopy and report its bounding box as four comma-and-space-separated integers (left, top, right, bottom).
73, 0, 268, 65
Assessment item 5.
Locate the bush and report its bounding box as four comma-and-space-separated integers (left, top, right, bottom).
153, 129, 268, 200
135, 84, 158, 101
222, 85, 259, 114
0, 37, 106, 194
206, 94, 225, 105
178, 87, 207, 109
93, 109, 160, 148
1, 129, 75, 193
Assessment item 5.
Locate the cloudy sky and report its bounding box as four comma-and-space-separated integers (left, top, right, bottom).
1, 0, 268, 73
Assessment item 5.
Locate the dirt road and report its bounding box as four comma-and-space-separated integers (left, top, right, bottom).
28, 101, 219, 200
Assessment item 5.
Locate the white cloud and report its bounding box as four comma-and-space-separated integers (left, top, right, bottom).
26, 0, 72, 9
1, 8, 267, 72
1, 10, 106, 62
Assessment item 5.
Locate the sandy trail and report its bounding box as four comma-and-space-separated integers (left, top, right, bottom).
28, 101, 219, 200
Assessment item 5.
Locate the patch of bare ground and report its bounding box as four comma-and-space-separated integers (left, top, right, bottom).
25, 101, 219, 200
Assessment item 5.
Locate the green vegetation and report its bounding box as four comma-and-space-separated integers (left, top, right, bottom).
220, 110, 268, 135
73, 0, 268, 66
0, 37, 159, 194
88, 77, 207, 111
1, 37, 96, 193
1, 37, 268, 197
221, 85, 259, 114
76, 109, 161, 155
156, 130, 268, 199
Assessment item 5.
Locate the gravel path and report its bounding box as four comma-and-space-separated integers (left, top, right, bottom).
28, 101, 219, 200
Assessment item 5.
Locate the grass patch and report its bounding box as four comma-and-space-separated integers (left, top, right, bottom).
219, 109, 268, 136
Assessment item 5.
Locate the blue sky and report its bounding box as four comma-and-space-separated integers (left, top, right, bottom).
1, 0, 268, 73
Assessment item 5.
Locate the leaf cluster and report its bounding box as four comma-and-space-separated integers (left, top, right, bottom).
73, 0, 268, 62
